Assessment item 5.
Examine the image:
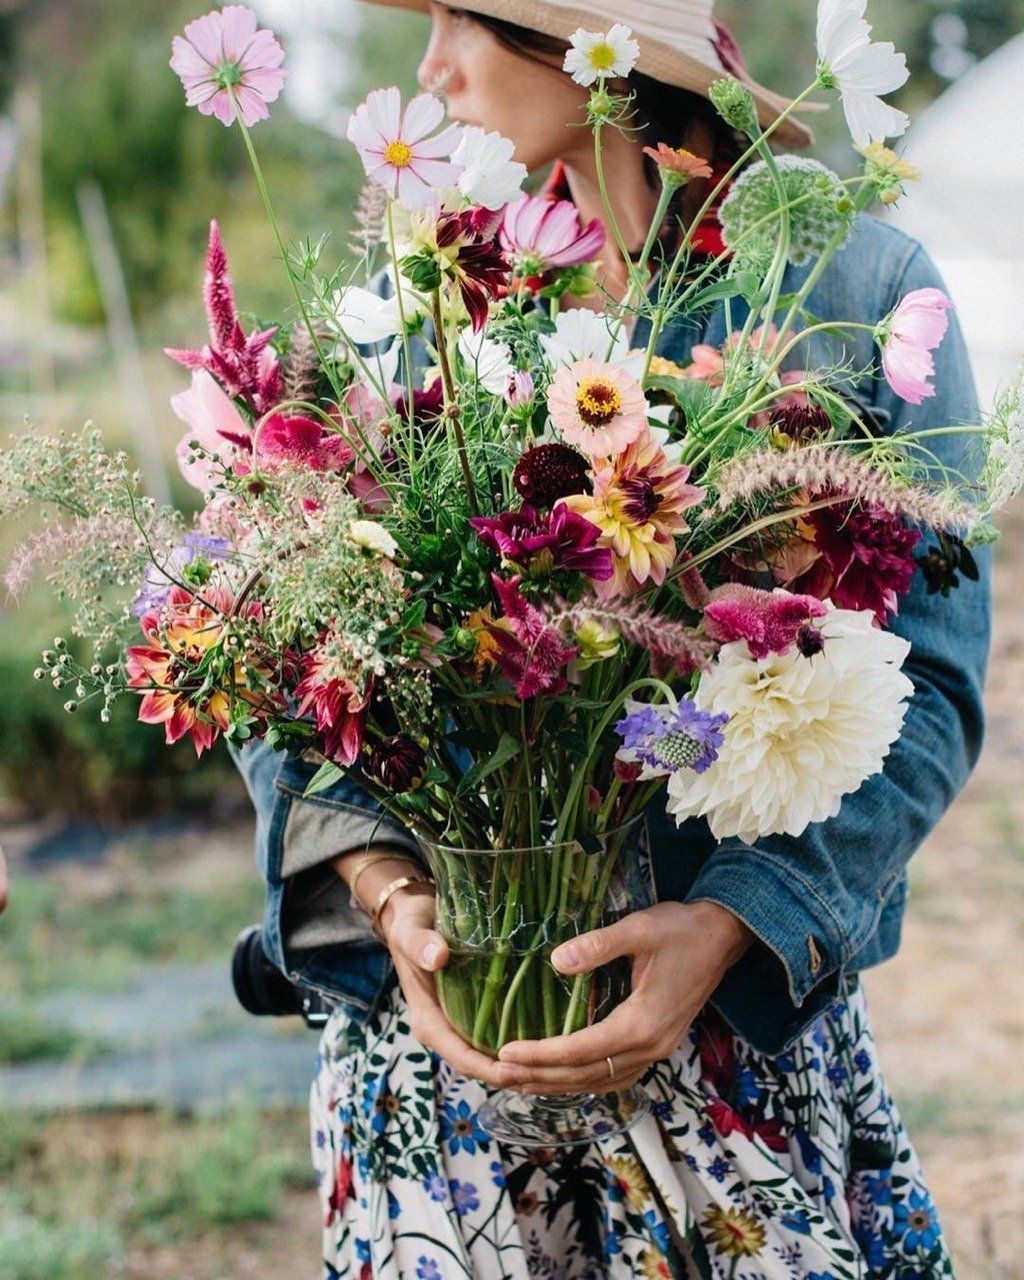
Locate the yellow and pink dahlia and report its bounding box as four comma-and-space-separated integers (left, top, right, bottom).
563, 427, 704, 596
547, 359, 649, 458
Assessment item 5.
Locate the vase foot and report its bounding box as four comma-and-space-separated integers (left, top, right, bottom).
478, 1086, 650, 1148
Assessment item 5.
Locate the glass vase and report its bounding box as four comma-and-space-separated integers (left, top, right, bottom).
417, 815, 653, 1146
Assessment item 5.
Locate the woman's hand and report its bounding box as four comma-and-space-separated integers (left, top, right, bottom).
496, 901, 754, 1095
381, 888, 512, 1089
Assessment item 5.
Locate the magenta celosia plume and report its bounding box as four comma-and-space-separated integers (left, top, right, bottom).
166, 221, 282, 417
702, 584, 828, 659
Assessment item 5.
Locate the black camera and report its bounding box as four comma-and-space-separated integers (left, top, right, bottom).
231, 924, 334, 1029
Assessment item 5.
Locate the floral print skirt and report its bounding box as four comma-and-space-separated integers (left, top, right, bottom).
310, 979, 953, 1279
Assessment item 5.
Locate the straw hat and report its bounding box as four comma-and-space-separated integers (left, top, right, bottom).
359, 0, 815, 150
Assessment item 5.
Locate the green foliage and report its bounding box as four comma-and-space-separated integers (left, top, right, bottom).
133, 1103, 312, 1228
0, 874, 266, 999
0, 1010, 110, 1066
0, 1216, 123, 1280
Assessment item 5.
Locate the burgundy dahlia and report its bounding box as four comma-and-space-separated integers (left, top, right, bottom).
806, 500, 921, 624
512, 443, 592, 508
368, 734, 427, 793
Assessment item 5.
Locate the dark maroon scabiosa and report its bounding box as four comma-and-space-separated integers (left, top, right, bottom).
512, 443, 592, 509
368, 734, 428, 793
806, 499, 921, 624
469, 503, 612, 581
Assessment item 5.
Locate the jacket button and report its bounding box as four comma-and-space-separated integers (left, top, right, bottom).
807, 935, 822, 975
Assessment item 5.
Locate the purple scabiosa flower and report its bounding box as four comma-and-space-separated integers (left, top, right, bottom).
615, 697, 728, 778
470, 503, 612, 582
130, 534, 230, 617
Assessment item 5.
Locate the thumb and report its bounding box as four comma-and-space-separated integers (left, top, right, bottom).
551, 915, 643, 975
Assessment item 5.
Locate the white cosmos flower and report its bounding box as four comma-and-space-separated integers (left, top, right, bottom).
348, 520, 398, 558
564, 24, 640, 87
330, 285, 406, 346
457, 328, 515, 396
452, 127, 527, 210
538, 309, 644, 380
665, 606, 913, 843
816, 0, 909, 146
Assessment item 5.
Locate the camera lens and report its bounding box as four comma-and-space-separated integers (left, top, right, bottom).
231, 924, 305, 1018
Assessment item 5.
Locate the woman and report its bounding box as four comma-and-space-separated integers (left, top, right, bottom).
233, 3, 989, 1276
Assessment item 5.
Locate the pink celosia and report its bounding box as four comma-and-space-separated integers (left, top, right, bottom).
294, 644, 372, 767
255, 414, 353, 473
500, 194, 606, 274
172, 370, 252, 492
877, 287, 953, 405
702, 584, 829, 659
487, 574, 578, 698
170, 5, 286, 128
548, 359, 649, 457
346, 88, 462, 212
166, 221, 281, 416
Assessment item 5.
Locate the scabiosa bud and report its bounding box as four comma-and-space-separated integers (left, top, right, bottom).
796, 624, 825, 658
513, 443, 592, 509
369, 734, 427, 793
708, 77, 759, 138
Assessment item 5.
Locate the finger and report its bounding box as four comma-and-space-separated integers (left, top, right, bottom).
550, 913, 647, 976
389, 920, 449, 972
498, 996, 651, 1068
509, 1049, 653, 1096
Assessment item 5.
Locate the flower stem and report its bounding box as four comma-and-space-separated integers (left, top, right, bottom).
430, 290, 480, 516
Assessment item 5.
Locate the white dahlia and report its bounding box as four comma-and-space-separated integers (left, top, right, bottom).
666, 607, 913, 843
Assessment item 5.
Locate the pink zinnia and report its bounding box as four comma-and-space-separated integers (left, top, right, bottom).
877, 287, 954, 405
170, 6, 286, 128
346, 88, 462, 212
548, 359, 649, 458
702, 585, 828, 659
500, 195, 605, 274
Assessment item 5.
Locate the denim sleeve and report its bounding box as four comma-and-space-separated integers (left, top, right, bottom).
686, 243, 992, 1047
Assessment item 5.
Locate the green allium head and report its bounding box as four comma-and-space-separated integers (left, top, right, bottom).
708, 77, 759, 138
719, 156, 854, 270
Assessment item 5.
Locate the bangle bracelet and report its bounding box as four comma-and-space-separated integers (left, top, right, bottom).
370, 874, 434, 943
348, 850, 413, 905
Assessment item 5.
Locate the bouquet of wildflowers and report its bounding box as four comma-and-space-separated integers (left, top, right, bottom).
3, 4, 1021, 1051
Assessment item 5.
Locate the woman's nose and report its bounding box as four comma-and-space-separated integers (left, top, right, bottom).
417, 29, 455, 94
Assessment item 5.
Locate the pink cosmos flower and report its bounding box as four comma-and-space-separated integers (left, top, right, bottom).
170, 6, 286, 128
702, 585, 829, 659
346, 88, 462, 212
500, 195, 606, 274
548, 359, 649, 457
877, 287, 953, 405
172, 370, 252, 493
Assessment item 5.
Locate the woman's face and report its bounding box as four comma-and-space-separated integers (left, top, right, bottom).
418, 4, 589, 173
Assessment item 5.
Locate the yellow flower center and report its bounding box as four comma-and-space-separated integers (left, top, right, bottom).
589, 42, 617, 70
576, 377, 622, 427
383, 140, 413, 168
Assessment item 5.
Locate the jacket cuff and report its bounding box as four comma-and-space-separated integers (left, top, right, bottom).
686, 842, 849, 1008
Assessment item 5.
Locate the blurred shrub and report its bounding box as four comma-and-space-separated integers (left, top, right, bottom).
0, 598, 242, 820
0, 1010, 110, 1066
0, 1216, 123, 1280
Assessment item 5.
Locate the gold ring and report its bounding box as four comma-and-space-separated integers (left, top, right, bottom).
605, 1055, 615, 1081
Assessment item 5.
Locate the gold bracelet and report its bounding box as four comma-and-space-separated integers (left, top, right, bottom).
370, 874, 435, 943
348, 850, 414, 904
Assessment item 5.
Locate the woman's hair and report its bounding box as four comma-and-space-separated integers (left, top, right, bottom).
465, 13, 745, 185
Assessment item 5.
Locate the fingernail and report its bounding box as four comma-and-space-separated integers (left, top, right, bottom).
421, 941, 441, 967
552, 943, 579, 970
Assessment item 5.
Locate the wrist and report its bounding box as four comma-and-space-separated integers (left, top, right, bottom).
683, 899, 756, 968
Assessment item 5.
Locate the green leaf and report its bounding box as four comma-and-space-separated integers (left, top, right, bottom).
303, 760, 345, 798
687, 272, 760, 309
455, 732, 522, 796
646, 376, 714, 421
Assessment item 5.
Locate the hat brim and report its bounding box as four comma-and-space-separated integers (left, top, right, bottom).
359, 0, 818, 150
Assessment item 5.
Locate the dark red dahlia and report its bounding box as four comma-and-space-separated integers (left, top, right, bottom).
368, 734, 427, 793
807, 499, 921, 624
512, 443, 592, 508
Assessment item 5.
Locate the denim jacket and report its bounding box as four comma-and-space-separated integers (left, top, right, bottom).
232, 215, 990, 1055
